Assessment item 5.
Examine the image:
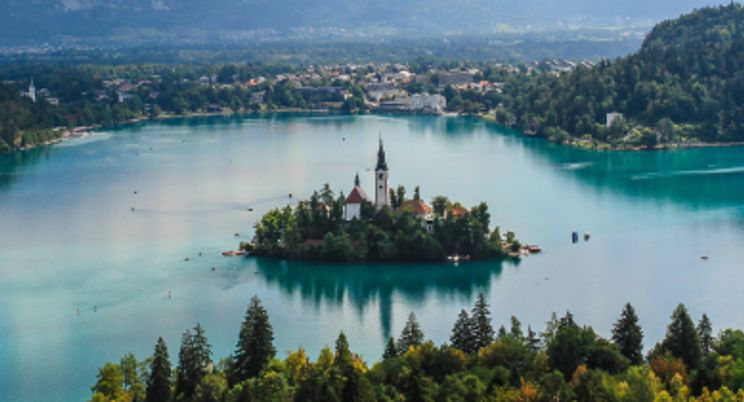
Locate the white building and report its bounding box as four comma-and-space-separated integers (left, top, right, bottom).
344, 174, 367, 221
375, 138, 390, 208
21, 78, 36, 103
411, 93, 446, 114
606, 112, 624, 128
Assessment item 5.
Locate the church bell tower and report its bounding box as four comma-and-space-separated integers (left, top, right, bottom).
375, 137, 390, 208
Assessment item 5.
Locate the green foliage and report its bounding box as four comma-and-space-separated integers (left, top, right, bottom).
96, 299, 744, 402
612, 303, 644, 365
398, 313, 425, 353
471, 294, 494, 351
90, 363, 126, 402
450, 310, 476, 354
232, 296, 276, 384
499, 4, 744, 145
659, 304, 702, 370
176, 323, 213, 401
251, 185, 513, 262
146, 337, 172, 402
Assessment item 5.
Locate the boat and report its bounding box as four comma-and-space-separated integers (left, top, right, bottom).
527, 245, 542, 253
222, 250, 246, 257
584, 232, 591, 241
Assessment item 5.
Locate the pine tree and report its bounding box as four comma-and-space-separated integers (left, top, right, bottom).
661, 304, 702, 370
383, 337, 398, 359
611, 303, 644, 365
471, 293, 494, 350
146, 337, 171, 402
450, 309, 476, 353
397, 312, 424, 352
334, 332, 353, 369
510, 316, 523, 340
526, 326, 540, 353
232, 295, 276, 385
175, 323, 212, 400
698, 314, 713, 355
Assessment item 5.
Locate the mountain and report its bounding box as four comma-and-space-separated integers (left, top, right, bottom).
0, 0, 731, 45
503, 3, 744, 144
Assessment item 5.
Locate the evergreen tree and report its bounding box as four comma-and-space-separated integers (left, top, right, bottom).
660, 304, 702, 370
698, 314, 713, 355
450, 309, 476, 353
611, 303, 644, 365
383, 337, 398, 359
397, 312, 424, 352
231, 296, 276, 385
526, 326, 540, 353
510, 316, 523, 340
146, 337, 171, 402
176, 323, 212, 400
334, 332, 353, 370
471, 293, 494, 350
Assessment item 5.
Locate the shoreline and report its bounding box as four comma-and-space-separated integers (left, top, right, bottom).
8, 109, 744, 154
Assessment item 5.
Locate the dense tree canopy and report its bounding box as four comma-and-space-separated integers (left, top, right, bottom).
496, 4, 744, 146
93, 297, 744, 402
249, 185, 516, 262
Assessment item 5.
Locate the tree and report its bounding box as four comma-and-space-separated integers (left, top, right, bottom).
450, 309, 476, 354
231, 296, 276, 385
471, 293, 494, 350
413, 186, 421, 201
383, 337, 398, 359
397, 312, 425, 352
90, 363, 125, 402
120, 353, 145, 402
660, 304, 702, 370
546, 312, 596, 379
146, 337, 172, 402
698, 314, 713, 355
176, 323, 213, 400
612, 303, 644, 365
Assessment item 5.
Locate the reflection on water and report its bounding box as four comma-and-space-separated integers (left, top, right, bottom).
218, 257, 514, 339
0, 147, 55, 190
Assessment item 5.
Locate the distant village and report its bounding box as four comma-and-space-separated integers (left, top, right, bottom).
7, 59, 596, 117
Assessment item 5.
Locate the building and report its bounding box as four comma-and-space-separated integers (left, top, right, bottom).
21, 78, 36, 103
344, 174, 367, 221
411, 93, 446, 114
399, 199, 435, 233
375, 138, 390, 208
606, 112, 624, 128
438, 70, 475, 88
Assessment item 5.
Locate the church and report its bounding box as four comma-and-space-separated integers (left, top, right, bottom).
343, 138, 390, 221
343, 139, 435, 233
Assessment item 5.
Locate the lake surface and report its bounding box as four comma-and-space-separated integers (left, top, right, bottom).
2, 114, 744, 401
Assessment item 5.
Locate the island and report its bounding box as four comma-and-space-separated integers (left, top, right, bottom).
241, 139, 529, 262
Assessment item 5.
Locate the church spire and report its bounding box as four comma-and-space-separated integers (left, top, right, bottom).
354, 173, 360, 187
376, 136, 388, 171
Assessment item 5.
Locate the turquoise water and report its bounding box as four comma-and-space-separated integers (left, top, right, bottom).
2, 114, 744, 401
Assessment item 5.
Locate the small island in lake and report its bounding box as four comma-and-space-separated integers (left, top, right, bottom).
242, 139, 530, 262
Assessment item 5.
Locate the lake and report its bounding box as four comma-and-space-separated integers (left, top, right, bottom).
1, 114, 744, 402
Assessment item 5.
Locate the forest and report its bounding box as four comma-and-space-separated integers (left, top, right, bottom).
89, 295, 744, 402
494, 4, 744, 147
248, 184, 517, 262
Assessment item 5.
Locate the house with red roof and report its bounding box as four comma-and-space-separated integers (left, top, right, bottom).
399, 198, 436, 233
344, 174, 368, 221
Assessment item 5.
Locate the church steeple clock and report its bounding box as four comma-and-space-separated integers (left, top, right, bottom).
375, 137, 390, 207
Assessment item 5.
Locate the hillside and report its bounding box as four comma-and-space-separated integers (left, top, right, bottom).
0, 0, 726, 44
502, 3, 744, 145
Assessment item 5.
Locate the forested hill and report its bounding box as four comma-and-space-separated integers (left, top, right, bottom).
503, 3, 744, 146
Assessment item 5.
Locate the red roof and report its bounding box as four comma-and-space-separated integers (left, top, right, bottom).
451, 206, 469, 218
399, 199, 433, 216
345, 186, 367, 204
